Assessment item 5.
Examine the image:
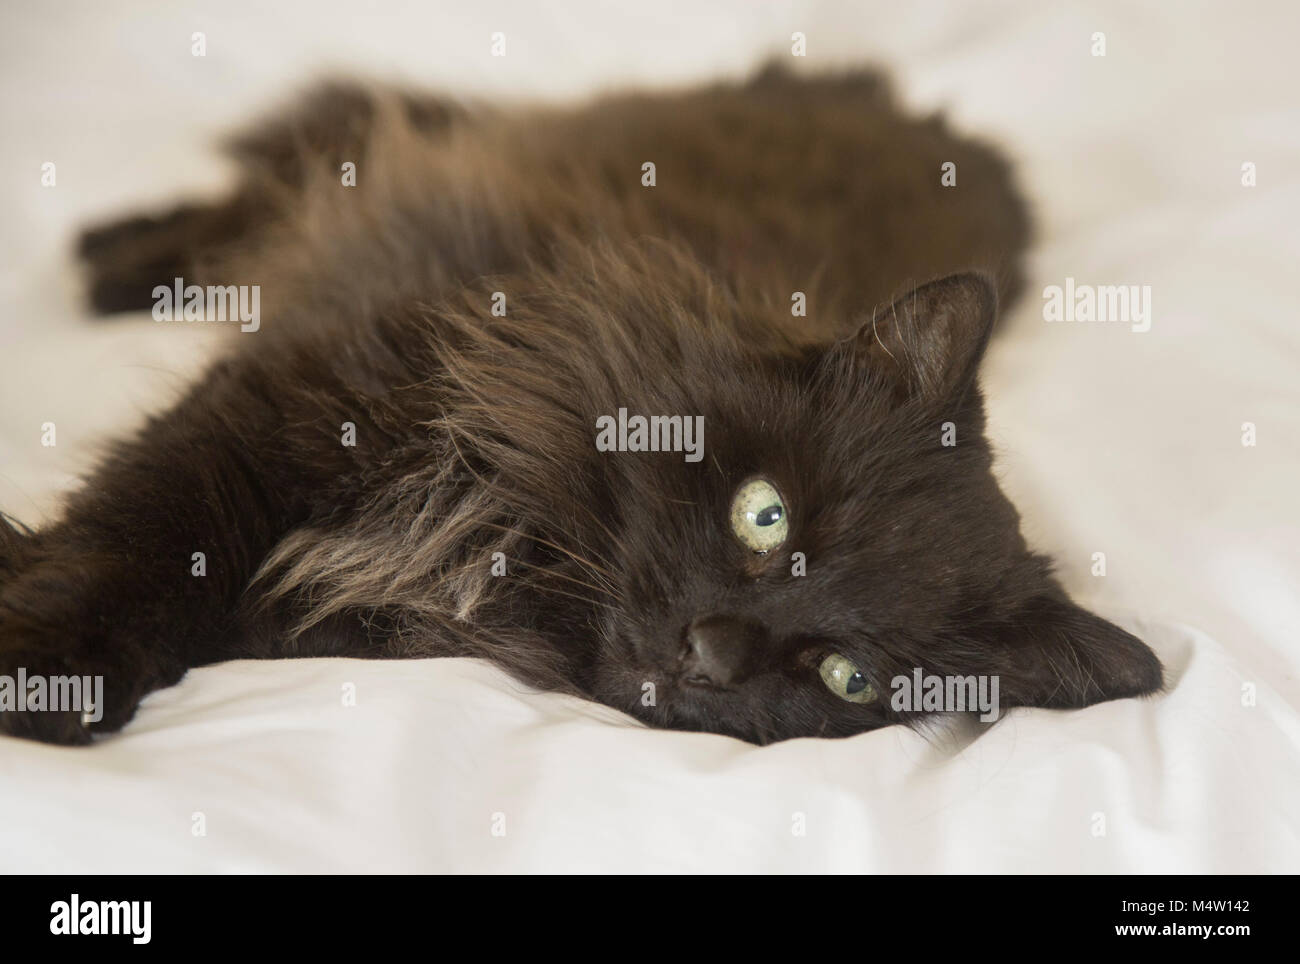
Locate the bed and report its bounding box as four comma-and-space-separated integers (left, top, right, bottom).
1, 0, 1297, 872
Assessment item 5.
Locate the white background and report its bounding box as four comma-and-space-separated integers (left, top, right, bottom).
1, 0, 1297, 872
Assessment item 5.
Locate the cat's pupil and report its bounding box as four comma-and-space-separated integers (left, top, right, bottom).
846, 672, 868, 694
755, 505, 782, 527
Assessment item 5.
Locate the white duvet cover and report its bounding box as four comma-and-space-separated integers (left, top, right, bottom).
1, 0, 1297, 872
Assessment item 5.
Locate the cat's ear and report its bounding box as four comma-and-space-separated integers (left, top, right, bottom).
852, 272, 997, 402
993, 593, 1163, 710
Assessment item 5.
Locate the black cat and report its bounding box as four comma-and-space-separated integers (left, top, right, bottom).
0, 64, 1161, 745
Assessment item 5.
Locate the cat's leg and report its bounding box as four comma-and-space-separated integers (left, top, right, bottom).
0, 345, 400, 745
223, 80, 470, 188
79, 195, 267, 314
80, 82, 471, 316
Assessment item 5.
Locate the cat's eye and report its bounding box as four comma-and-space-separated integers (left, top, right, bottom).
729, 478, 788, 554
818, 654, 877, 704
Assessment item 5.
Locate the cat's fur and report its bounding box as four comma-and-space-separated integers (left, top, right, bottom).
0, 64, 1161, 745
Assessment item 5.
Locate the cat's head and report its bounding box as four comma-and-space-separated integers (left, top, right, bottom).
362, 242, 1165, 744
512, 258, 1163, 743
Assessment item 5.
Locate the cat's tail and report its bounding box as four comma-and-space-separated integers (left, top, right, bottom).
742, 58, 1034, 314
76, 80, 470, 316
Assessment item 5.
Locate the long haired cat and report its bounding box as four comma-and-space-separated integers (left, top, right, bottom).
0, 64, 1161, 745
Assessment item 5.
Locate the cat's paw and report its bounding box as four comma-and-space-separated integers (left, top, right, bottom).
0, 608, 160, 745
0, 649, 98, 746
0, 639, 152, 746
0, 566, 152, 746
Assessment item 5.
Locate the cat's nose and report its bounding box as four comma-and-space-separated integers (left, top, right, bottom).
680, 614, 763, 688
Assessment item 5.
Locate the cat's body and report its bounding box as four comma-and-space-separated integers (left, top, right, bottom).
0, 65, 1160, 745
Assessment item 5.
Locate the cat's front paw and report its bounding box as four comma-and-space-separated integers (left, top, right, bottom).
0, 649, 99, 746
0, 611, 162, 745
0, 641, 154, 746
0, 583, 153, 746
1, 527, 195, 746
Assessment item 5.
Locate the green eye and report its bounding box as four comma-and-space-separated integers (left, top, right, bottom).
729, 478, 788, 554
818, 654, 877, 704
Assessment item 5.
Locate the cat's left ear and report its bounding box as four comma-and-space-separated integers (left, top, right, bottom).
993, 593, 1164, 710
852, 272, 997, 402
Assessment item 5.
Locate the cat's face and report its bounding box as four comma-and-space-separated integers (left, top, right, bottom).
581, 273, 1161, 743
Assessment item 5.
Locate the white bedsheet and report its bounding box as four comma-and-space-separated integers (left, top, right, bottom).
2, 0, 1298, 872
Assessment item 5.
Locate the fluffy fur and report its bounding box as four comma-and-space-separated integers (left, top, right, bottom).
0, 64, 1160, 745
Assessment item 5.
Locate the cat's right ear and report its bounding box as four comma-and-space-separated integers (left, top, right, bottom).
850, 272, 997, 403
992, 592, 1165, 711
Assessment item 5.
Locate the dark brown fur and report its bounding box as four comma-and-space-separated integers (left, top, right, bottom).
0, 64, 1159, 745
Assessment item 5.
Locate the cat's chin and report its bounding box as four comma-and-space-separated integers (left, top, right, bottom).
586, 655, 888, 745
588, 657, 744, 739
